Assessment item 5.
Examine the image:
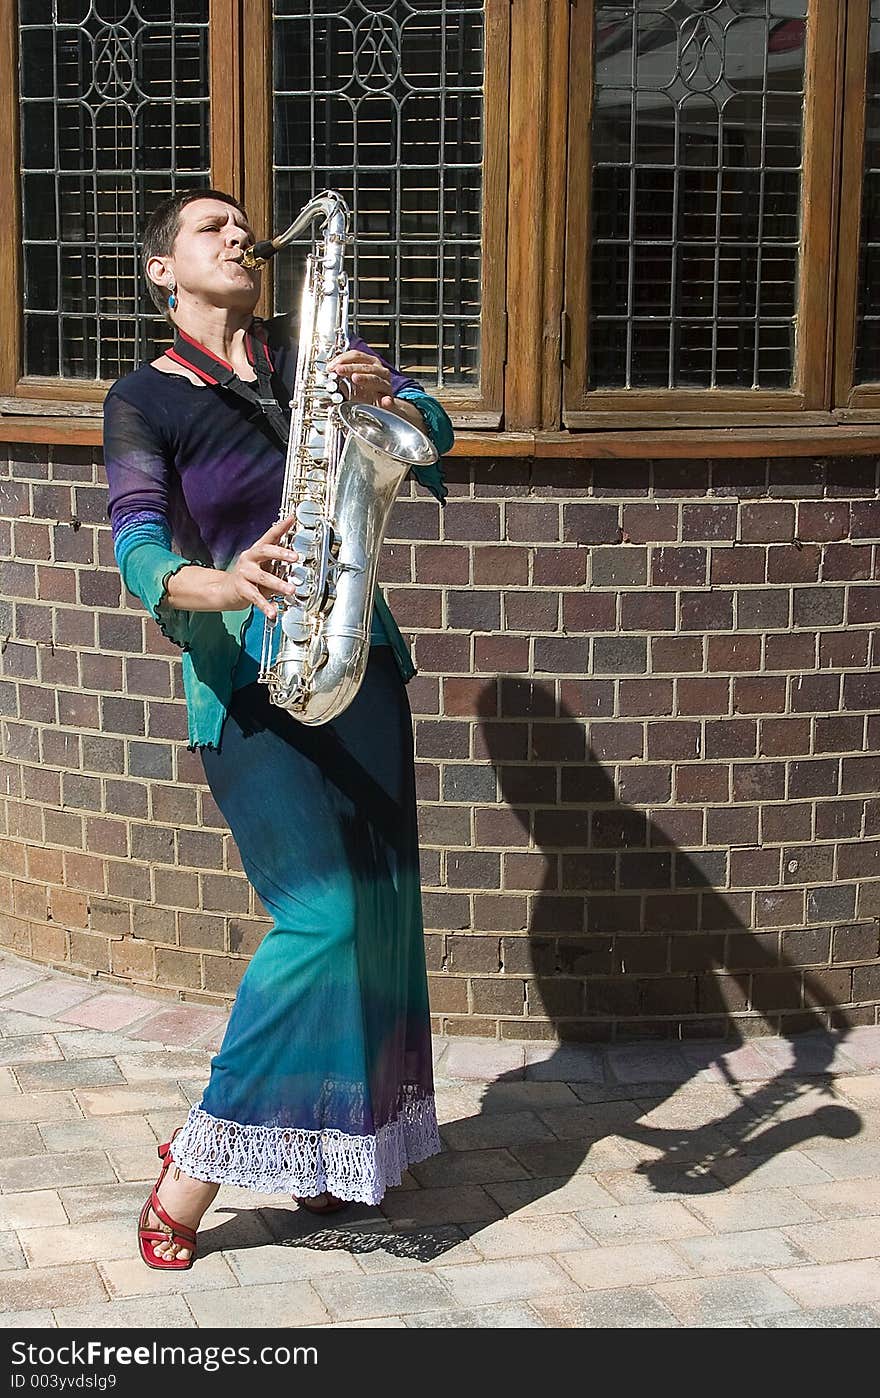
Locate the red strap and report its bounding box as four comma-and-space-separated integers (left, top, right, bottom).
150, 1188, 197, 1243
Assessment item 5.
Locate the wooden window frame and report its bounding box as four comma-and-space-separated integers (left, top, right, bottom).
3, 0, 880, 461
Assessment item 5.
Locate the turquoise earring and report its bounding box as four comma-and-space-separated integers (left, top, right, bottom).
168, 278, 177, 311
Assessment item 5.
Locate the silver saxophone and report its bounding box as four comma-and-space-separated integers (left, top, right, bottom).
240, 191, 438, 725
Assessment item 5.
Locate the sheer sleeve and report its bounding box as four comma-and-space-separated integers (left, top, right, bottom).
102, 387, 206, 649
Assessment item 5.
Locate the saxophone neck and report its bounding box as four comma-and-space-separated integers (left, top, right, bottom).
241, 192, 350, 269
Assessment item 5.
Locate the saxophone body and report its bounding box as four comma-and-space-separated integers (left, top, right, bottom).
247, 191, 439, 725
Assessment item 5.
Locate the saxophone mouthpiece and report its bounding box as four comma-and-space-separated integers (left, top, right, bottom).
239, 239, 278, 270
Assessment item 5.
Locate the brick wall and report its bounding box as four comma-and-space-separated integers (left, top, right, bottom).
1, 440, 879, 1041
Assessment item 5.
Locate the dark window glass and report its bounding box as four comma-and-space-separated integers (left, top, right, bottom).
589, 0, 807, 392
272, 0, 484, 390
18, 0, 210, 380
855, 2, 880, 384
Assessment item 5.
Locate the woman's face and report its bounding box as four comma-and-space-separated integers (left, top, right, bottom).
154, 197, 261, 313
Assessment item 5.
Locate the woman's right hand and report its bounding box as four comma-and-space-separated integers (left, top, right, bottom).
216, 514, 300, 619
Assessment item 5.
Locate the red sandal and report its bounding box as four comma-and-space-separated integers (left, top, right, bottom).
137, 1129, 198, 1270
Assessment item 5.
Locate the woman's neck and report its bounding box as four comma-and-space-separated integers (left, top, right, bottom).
171, 303, 255, 361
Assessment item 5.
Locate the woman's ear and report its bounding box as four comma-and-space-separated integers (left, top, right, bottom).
145, 255, 172, 291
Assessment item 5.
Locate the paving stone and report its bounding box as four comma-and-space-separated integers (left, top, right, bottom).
531, 1288, 679, 1328
835, 1076, 880, 1107
463, 1213, 595, 1259
433, 1087, 483, 1125
380, 1185, 504, 1226
114, 1051, 213, 1083
223, 1242, 360, 1286
684, 1190, 821, 1234
0, 1091, 82, 1124
606, 1046, 692, 1085
15, 1059, 125, 1091
0, 1264, 108, 1314
352, 1228, 480, 1272
0, 1151, 117, 1193
710, 1150, 833, 1192
0, 1011, 78, 1037
52, 1296, 197, 1329
0, 1192, 68, 1230
126, 1008, 227, 1048
408, 1148, 528, 1189
4, 981, 98, 1017
312, 1269, 456, 1320
476, 1082, 582, 1112
836, 1027, 880, 1070
440, 1110, 557, 1152
0, 965, 49, 996
523, 1045, 606, 1083
0, 1035, 63, 1068
315, 1317, 407, 1328
98, 1253, 238, 1298
74, 1084, 191, 1116
622, 1124, 741, 1167
565, 1241, 694, 1293
56, 994, 159, 1033
593, 1165, 723, 1205
106, 1147, 168, 1183
0, 1233, 26, 1271
783, 1217, 880, 1263
405, 1301, 546, 1327
0, 1310, 54, 1328
750, 1033, 860, 1077
55, 1030, 166, 1059
0, 1123, 44, 1157
39, 1117, 157, 1154
687, 1044, 776, 1083
652, 1272, 801, 1325
184, 1279, 330, 1328
800, 1142, 880, 1180
510, 1137, 638, 1178
0, 1069, 18, 1095
19, 1220, 137, 1268
436, 1255, 577, 1309
797, 1180, 880, 1222
58, 1183, 150, 1225
485, 1174, 618, 1216
574, 1201, 711, 1246
755, 1304, 880, 1328
770, 1258, 880, 1309
676, 1228, 808, 1274
441, 1041, 525, 1083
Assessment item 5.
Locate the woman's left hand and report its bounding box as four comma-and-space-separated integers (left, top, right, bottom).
326, 349, 395, 408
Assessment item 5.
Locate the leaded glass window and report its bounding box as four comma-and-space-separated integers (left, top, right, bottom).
271, 0, 484, 391
18, 0, 210, 380
589, 0, 808, 392
855, 0, 880, 385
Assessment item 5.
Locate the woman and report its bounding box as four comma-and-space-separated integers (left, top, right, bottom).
102, 188, 452, 1268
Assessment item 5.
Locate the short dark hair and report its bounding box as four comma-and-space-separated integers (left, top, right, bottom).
142, 188, 249, 318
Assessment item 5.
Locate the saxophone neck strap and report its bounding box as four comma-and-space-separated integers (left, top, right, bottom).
167, 322, 290, 448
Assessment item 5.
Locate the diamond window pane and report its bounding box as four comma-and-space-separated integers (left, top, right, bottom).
588, 1, 806, 392
272, 1, 484, 391
18, 0, 210, 380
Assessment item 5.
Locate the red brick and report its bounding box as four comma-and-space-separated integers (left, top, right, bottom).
848, 586, 880, 624
797, 501, 850, 541
707, 635, 762, 672
563, 592, 617, 631
619, 592, 677, 631
508, 502, 558, 542
622, 503, 678, 543
652, 637, 704, 673
710, 546, 766, 584
764, 632, 817, 671
767, 544, 821, 583
562, 504, 619, 544
733, 676, 787, 714
473, 635, 530, 673
675, 763, 730, 804
504, 591, 559, 631
651, 546, 707, 587
473, 546, 529, 585
532, 547, 587, 587
822, 543, 873, 580
618, 680, 674, 717
414, 545, 470, 584
740, 502, 795, 542
681, 502, 737, 541
676, 677, 730, 715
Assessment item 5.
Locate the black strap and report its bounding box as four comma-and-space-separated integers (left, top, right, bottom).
167, 322, 291, 449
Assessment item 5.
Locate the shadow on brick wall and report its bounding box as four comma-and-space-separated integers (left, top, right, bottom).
469, 676, 862, 1206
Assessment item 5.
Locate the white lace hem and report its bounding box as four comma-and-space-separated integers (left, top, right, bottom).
167, 1086, 442, 1205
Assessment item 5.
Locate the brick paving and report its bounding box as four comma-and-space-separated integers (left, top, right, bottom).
0, 950, 878, 1329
